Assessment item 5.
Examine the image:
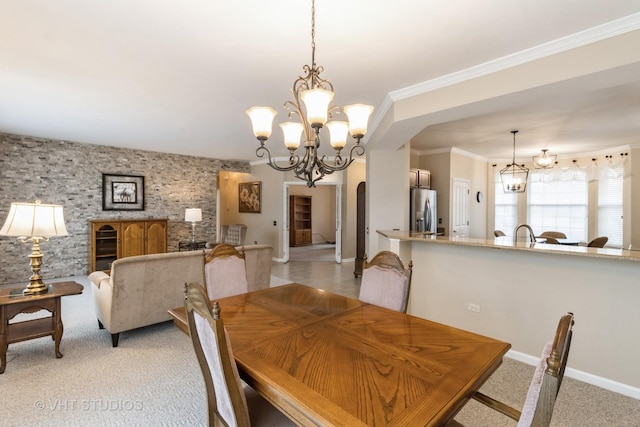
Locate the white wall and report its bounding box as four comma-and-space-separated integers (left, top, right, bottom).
405, 239, 640, 398
366, 145, 410, 257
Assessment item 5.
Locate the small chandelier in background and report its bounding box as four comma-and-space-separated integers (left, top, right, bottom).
246, 0, 374, 188
532, 148, 557, 169
500, 130, 529, 193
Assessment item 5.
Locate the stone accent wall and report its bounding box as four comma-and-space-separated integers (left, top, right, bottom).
0, 133, 250, 285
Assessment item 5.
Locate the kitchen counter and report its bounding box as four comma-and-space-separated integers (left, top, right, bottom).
376, 230, 640, 262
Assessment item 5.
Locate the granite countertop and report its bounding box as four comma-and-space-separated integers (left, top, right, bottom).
376, 230, 640, 262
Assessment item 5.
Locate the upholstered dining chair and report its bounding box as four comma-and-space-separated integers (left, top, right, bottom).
359, 251, 413, 313
203, 244, 249, 300
494, 230, 506, 237
447, 312, 575, 427
184, 283, 294, 427
587, 236, 608, 248
539, 231, 567, 239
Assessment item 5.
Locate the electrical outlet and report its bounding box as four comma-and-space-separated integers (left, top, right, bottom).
467, 303, 480, 313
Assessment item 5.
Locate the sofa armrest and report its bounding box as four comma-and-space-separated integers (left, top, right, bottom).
88, 271, 110, 289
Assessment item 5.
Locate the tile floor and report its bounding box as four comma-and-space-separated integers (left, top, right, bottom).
270, 258, 361, 299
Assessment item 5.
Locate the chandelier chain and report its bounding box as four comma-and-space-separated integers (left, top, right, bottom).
311, 0, 316, 69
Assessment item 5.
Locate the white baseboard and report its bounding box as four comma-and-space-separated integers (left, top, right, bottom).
506, 350, 640, 400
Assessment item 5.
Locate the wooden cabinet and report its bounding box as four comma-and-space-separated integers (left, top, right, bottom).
410, 168, 431, 189
89, 219, 167, 273
289, 196, 312, 247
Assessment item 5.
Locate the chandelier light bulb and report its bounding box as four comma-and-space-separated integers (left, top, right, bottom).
344, 104, 374, 138
326, 121, 349, 149
246, 107, 277, 140
279, 122, 304, 149
301, 88, 334, 126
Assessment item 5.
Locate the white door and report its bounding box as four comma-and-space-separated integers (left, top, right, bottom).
452, 178, 470, 237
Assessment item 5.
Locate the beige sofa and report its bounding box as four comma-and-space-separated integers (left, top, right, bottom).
88, 245, 273, 347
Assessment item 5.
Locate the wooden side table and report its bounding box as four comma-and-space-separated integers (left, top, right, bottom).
0, 281, 83, 374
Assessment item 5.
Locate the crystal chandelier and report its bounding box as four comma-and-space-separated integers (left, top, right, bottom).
500, 130, 529, 193
246, 0, 374, 188
532, 148, 557, 169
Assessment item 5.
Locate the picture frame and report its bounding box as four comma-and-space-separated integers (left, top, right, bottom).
102, 173, 145, 211
238, 181, 261, 213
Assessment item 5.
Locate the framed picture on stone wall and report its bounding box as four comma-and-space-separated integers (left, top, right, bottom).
238, 181, 261, 213
102, 173, 145, 210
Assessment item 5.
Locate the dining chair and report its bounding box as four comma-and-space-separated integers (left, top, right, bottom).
539, 231, 567, 239
494, 230, 506, 237
447, 312, 575, 427
359, 251, 413, 313
587, 236, 608, 248
203, 243, 249, 300
184, 283, 295, 427
543, 236, 559, 244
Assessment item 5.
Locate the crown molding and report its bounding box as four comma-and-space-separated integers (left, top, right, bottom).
390, 13, 640, 102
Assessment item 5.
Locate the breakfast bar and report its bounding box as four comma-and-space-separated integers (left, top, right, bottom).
377, 230, 640, 399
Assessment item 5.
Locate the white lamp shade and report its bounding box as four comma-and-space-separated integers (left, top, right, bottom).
326, 121, 349, 149
301, 88, 334, 125
185, 208, 202, 222
246, 106, 277, 139
279, 122, 304, 149
0, 201, 68, 238
344, 104, 374, 137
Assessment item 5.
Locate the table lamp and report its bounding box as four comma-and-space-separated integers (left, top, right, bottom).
185, 208, 202, 243
0, 200, 68, 295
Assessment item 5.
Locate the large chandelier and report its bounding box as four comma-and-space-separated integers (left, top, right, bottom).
500, 130, 529, 193
246, 0, 374, 188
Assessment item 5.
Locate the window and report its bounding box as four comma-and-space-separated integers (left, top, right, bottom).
598, 164, 623, 247
494, 172, 517, 236
527, 169, 588, 241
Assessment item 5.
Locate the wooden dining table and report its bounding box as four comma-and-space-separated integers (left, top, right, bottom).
168, 283, 511, 426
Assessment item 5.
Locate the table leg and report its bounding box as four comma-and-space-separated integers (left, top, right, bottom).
0, 306, 6, 374
53, 297, 63, 358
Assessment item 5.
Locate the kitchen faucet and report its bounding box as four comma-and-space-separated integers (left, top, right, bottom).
513, 224, 537, 244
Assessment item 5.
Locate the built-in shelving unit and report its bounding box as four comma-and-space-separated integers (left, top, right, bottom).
289, 195, 312, 247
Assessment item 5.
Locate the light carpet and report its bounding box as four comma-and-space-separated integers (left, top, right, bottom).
4, 276, 640, 426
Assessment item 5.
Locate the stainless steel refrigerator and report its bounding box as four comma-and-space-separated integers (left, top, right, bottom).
410, 188, 437, 233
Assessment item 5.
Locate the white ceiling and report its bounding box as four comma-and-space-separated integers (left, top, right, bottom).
1, 1, 640, 163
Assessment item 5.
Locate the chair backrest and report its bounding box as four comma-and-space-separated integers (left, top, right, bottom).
587, 236, 608, 248
223, 224, 247, 246
517, 312, 575, 427
539, 231, 567, 239
219, 225, 229, 243
184, 283, 251, 427
494, 230, 506, 237
543, 237, 559, 245
204, 244, 249, 300
359, 251, 413, 313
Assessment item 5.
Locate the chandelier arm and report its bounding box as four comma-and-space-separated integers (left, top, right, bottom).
317, 142, 365, 172
256, 145, 302, 172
